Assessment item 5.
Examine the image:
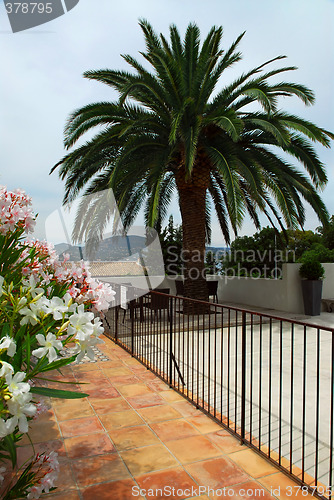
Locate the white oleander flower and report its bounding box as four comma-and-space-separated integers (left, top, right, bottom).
41, 296, 68, 320
91, 317, 104, 338
0, 417, 16, 438
0, 361, 14, 378
46, 450, 60, 471
19, 296, 47, 325
26, 452, 59, 498
40, 469, 58, 494
7, 392, 36, 433
17, 297, 28, 308
73, 334, 102, 362
32, 333, 63, 363
19, 305, 39, 325
22, 274, 44, 298
5, 371, 30, 396
67, 304, 94, 339
91, 281, 115, 311
0, 336, 17, 357
63, 292, 77, 313
27, 485, 43, 499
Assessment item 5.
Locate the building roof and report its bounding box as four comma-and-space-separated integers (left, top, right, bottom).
88, 261, 144, 277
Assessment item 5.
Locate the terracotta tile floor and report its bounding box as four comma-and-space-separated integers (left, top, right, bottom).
18, 337, 314, 499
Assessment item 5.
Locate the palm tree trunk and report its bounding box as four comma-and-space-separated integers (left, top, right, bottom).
178, 186, 209, 305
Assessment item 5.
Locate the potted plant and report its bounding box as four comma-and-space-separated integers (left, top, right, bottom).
299, 258, 325, 315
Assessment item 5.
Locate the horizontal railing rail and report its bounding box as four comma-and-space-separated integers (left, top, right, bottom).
102, 286, 334, 499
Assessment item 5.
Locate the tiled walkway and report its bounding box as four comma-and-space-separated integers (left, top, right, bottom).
18, 336, 314, 500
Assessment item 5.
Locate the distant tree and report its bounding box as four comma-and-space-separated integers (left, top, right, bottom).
317, 215, 334, 250
205, 250, 218, 275
299, 243, 334, 263
220, 225, 334, 276
159, 216, 183, 275
285, 229, 321, 260
221, 227, 287, 278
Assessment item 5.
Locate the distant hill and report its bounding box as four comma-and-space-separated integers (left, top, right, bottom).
206, 246, 228, 255
55, 238, 228, 262
55, 235, 146, 262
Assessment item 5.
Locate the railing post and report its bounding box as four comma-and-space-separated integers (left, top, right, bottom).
241, 311, 247, 444
130, 300, 135, 356
169, 297, 173, 387
115, 306, 118, 342
114, 284, 120, 343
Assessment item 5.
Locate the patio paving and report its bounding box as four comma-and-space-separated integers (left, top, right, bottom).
17, 336, 315, 500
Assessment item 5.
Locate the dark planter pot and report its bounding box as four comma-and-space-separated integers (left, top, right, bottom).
301, 280, 323, 316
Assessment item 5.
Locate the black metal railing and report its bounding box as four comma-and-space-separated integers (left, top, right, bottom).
102, 286, 334, 498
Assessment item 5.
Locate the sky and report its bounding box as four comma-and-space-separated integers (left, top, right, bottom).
1, 0, 334, 246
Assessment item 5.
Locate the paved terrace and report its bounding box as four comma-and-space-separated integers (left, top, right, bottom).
13, 336, 317, 500
105, 301, 334, 486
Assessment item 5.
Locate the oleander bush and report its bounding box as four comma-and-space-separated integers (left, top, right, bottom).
0, 186, 115, 499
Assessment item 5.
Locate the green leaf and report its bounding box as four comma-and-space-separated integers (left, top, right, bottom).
25, 333, 31, 368
0, 324, 10, 337
35, 376, 88, 385
3, 434, 17, 467
15, 324, 28, 342
39, 355, 77, 372
30, 387, 89, 399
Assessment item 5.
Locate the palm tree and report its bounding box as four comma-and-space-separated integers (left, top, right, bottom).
52, 20, 333, 302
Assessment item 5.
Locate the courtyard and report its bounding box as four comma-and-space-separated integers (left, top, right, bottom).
14, 335, 317, 499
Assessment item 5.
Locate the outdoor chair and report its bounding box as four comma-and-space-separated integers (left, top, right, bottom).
175, 280, 185, 296
145, 288, 170, 322
207, 280, 218, 303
